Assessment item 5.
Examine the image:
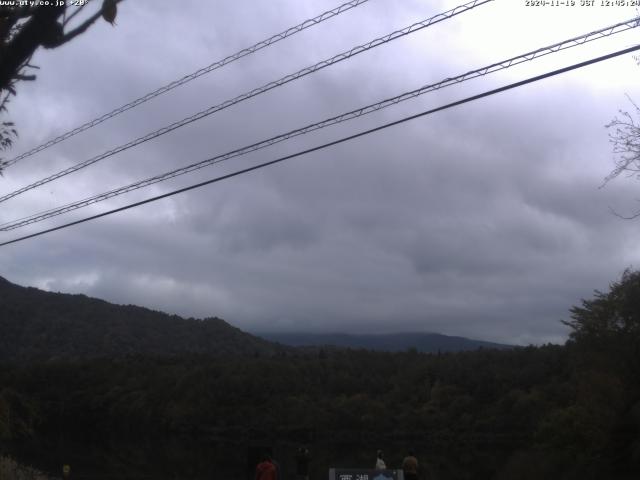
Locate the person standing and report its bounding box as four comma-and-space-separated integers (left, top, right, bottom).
375, 450, 386, 470
255, 454, 277, 480
402, 450, 419, 480
295, 446, 310, 480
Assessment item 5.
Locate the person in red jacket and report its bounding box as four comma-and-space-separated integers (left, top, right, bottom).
255, 454, 277, 480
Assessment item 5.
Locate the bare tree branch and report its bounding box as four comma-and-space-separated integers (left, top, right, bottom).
608, 205, 640, 220
57, 0, 123, 46
604, 95, 640, 186
62, 2, 90, 27
13, 74, 35, 81
0, 0, 125, 174
55, 9, 103, 46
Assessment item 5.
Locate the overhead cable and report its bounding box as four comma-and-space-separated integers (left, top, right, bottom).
0, 0, 493, 204
1, 44, 638, 248
2, 0, 373, 168
1, 16, 637, 232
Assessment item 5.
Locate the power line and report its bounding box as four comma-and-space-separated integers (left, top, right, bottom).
1, 16, 637, 232
0, 0, 493, 204
1, 43, 637, 248
2, 0, 373, 168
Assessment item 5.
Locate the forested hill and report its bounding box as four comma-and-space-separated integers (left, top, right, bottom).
257, 332, 512, 352
0, 276, 280, 361
1, 271, 639, 477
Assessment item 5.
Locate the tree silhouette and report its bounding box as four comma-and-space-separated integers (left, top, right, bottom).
0, 0, 122, 170
605, 96, 640, 218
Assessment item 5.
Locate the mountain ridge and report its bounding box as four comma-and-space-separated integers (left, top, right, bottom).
0, 276, 280, 361
255, 331, 512, 353
0, 275, 509, 361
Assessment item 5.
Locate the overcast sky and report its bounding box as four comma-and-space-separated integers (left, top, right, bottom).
1, 0, 640, 344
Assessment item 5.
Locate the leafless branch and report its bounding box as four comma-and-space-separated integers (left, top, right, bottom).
608, 205, 640, 220
13, 74, 35, 81
57, 10, 102, 45
0, 89, 11, 113
62, 1, 90, 27
58, 0, 124, 45
603, 96, 640, 186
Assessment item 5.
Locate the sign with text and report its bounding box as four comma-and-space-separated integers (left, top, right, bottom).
329, 468, 404, 480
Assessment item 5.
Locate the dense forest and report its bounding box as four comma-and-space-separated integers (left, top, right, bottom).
0, 271, 639, 479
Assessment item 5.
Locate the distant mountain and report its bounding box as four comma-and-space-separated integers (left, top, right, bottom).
0, 276, 281, 361
256, 331, 512, 353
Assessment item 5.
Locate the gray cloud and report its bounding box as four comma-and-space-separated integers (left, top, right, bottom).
1, 0, 639, 345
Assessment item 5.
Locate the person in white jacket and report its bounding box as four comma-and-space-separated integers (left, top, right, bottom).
375, 450, 386, 470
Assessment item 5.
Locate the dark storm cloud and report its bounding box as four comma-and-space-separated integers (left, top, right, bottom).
1, 0, 639, 344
